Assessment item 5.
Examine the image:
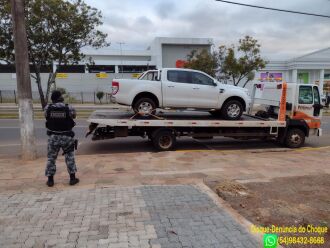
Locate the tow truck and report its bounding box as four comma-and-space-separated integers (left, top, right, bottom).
86, 82, 322, 151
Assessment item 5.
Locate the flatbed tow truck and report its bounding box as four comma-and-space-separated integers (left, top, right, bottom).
86, 82, 323, 151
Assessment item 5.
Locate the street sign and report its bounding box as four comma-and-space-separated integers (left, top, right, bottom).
96, 72, 108, 79
56, 73, 68, 79
132, 73, 141, 78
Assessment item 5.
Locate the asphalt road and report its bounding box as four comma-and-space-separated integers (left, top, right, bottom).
0, 116, 329, 157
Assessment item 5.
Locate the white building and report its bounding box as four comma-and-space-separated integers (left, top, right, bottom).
0, 36, 329, 96
0, 37, 213, 94
255, 48, 330, 95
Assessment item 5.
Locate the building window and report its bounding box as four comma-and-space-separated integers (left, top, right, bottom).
30, 65, 52, 73
57, 65, 85, 73
0, 64, 16, 73
118, 65, 156, 73
298, 72, 309, 84
0, 64, 52, 73
88, 65, 115, 73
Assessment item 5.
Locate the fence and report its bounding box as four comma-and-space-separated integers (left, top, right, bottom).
0, 90, 112, 104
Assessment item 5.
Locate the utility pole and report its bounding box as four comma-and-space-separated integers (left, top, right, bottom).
10, 0, 37, 160
117, 42, 125, 78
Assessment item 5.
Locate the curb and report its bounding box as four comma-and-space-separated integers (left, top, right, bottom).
196, 182, 267, 248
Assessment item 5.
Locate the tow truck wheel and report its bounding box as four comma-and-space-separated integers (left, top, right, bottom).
152, 129, 176, 151
285, 128, 305, 148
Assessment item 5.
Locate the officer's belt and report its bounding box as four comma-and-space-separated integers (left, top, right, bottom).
47, 129, 74, 137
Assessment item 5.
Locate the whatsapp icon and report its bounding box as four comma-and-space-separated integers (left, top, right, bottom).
263, 234, 278, 248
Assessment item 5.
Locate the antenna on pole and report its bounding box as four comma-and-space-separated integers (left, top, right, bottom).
117, 42, 125, 78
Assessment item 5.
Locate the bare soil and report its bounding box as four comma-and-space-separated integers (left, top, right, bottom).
206, 174, 330, 248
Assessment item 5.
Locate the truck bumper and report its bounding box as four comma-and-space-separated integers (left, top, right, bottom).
310, 128, 322, 137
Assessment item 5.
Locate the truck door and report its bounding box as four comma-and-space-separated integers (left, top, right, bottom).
294, 85, 322, 129
312, 86, 323, 117
190, 71, 218, 108
162, 70, 195, 108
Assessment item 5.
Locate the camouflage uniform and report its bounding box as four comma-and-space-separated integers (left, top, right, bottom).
45, 135, 77, 176
45, 102, 77, 177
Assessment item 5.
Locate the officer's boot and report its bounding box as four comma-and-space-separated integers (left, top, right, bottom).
47, 176, 54, 187
69, 173, 79, 185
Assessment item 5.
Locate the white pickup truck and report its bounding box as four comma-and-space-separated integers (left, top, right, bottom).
111, 68, 251, 120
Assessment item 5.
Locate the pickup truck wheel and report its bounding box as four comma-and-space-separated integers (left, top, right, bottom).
133, 98, 156, 115
152, 129, 176, 151
221, 100, 243, 120
285, 128, 305, 148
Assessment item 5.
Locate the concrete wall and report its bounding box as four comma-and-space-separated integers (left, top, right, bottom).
161, 44, 210, 68
0, 72, 137, 93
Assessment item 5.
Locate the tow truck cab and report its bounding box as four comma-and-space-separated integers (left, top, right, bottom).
253, 83, 322, 140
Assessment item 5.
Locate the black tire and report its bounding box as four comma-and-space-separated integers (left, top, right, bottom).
133, 97, 156, 115
152, 129, 176, 151
285, 128, 305, 148
221, 100, 244, 120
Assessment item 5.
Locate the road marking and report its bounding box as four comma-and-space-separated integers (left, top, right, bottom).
0, 126, 87, 129
0, 143, 48, 147
0, 143, 22, 147
177, 146, 330, 153
0, 141, 87, 147
295, 146, 330, 152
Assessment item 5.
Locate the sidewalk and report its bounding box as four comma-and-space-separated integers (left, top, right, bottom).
0, 185, 260, 248
1, 148, 329, 247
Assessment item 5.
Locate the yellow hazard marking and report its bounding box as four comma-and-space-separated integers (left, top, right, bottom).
176, 146, 330, 153
96, 72, 108, 79
56, 73, 68, 79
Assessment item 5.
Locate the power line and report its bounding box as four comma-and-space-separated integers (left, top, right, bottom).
215, 0, 330, 18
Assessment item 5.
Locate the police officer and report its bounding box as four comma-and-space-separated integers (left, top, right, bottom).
45, 90, 79, 187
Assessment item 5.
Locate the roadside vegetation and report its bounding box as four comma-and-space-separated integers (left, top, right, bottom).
0, 0, 110, 109
184, 35, 267, 87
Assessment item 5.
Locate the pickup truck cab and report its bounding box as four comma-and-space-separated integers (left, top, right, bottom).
111, 68, 251, 120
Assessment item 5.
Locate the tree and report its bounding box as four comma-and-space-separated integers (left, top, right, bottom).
221, 36, 267, 87
10, 0, 37, 160
184, 49, 218, 77
184, 36, 267, 87
0, 0, 110, 109
96, 91, 104, 103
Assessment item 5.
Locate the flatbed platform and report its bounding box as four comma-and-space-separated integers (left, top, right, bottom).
88, 110, 286, 128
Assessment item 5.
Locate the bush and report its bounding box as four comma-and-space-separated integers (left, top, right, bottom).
96, 91, 104, 103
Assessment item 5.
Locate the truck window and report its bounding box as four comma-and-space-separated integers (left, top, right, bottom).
192, 72, 214, 86
298, 86, 313, 104
313, 86, 320, 104
167, 70, 192, 84
140, 71, 159, 81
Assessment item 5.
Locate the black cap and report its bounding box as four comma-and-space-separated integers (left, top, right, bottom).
51, 90, 63, 102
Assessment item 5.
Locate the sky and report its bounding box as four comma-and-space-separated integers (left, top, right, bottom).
84, 0, 330, 60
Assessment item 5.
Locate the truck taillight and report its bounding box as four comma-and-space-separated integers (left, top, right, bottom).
112, 81, 119, 95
